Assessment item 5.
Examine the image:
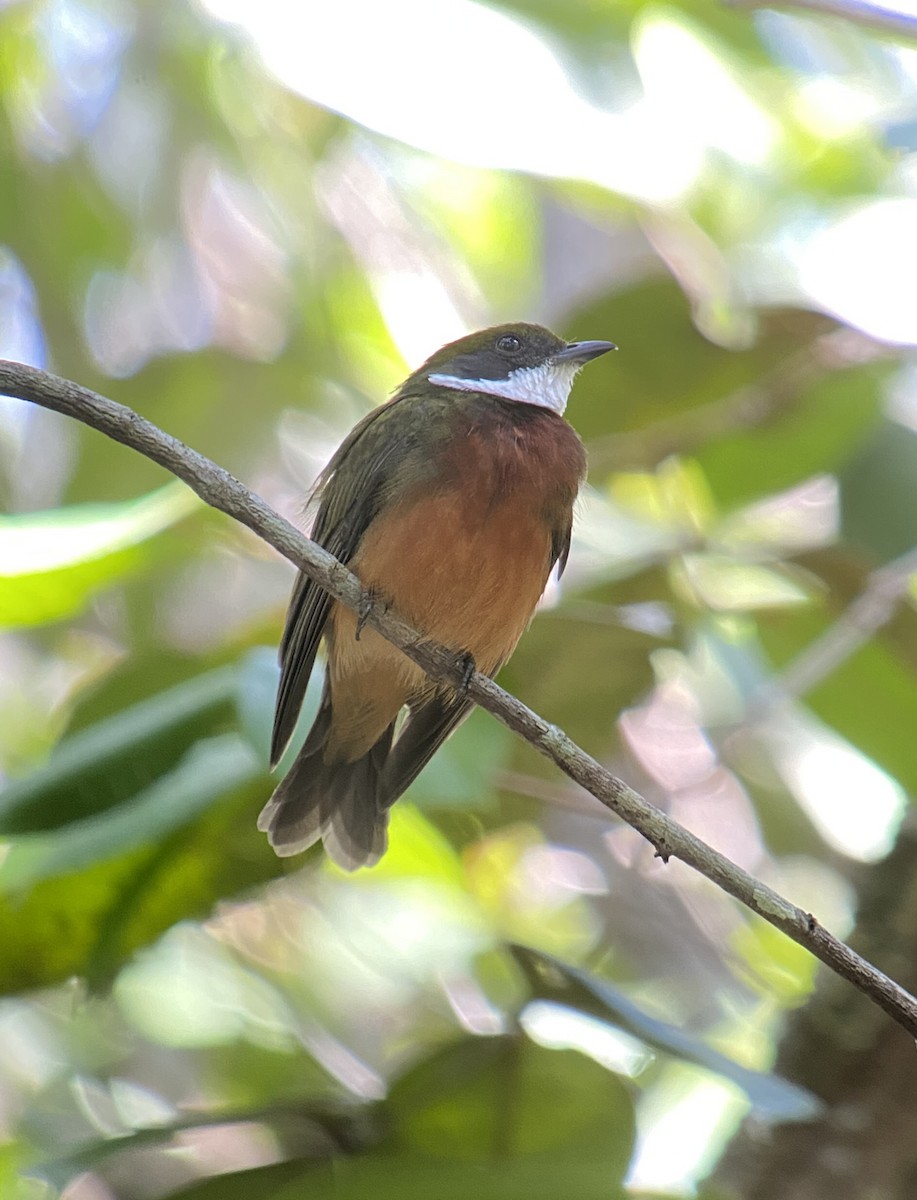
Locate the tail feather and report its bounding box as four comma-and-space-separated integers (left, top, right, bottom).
258, 705, 395, 871
378, 693, 473, 809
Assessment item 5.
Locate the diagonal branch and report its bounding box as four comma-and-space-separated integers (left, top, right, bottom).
750, 544, 917, 717
3, 357, 917, 1036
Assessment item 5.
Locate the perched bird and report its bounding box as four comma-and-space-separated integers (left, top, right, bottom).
259, 323, 614, 869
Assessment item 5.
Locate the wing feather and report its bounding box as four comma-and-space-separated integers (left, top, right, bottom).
551, 521, 573, 579
378, 693, 475, 808
270, 395, 426, 766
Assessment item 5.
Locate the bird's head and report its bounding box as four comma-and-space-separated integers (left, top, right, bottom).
404, 323, 615, 415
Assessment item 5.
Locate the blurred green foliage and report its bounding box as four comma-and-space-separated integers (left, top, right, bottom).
2, 0, 917, 1196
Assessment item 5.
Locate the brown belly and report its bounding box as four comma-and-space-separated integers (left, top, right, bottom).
324, 486, 554, 762
356, 485, 554, 669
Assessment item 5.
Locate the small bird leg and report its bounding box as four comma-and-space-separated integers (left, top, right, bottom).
456, 651, 477, 692
355, 587, 380, 641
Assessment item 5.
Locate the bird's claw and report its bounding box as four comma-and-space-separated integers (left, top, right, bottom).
355, 589, 375, 641
456, 651, 476, 692
355, 588, 390, 640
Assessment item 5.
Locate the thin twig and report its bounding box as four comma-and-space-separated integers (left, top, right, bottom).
3, 358, 917, 1036
750, 545, 917, 718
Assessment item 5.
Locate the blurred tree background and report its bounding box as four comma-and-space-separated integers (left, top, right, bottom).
2, 0, 917, 1196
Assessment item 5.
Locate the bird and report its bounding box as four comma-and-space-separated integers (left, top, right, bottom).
258, 322, 614, 870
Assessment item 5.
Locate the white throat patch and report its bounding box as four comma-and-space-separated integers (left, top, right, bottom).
428, 360, 580, 414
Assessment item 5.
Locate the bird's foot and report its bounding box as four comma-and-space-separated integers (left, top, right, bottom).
456, 651, 477, 692
355, 587, 379, 641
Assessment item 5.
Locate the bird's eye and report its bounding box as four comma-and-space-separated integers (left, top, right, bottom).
497, 334, 522, 354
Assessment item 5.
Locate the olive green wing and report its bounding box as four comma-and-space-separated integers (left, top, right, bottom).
270, 396, 424, 766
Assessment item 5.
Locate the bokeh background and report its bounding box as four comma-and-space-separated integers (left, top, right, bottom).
3, 0, 917, 1196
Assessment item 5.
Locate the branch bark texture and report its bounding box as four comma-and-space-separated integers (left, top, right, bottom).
710, 816, 917, 1200
3, 358, 917, 1038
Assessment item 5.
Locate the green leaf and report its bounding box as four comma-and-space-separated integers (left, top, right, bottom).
25, 1033, 636, 1198
388, 1034, 635, 1174
274, 1153, 629, 1200
570, 286, 827, 443
407, 708, 511, 809
29, 1102, 364, 1195
0, 734, 260, 890
841, 419, 917, 563
153, 1160, 322, 1200
0, 776, 277, 995
0, 668, 239, 833
234, 646, 325, 774
758, 600, 917, 796
697, 364, 887, 509
676, 554, 815, 612
235, 647, 282, 764
71, 1151, 630, 1200
0, 483, 199, 628
511, 946, 819, 1122
502, 604, 658, 758
570, 282, 885, 508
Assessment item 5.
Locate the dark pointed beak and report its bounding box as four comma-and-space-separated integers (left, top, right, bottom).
555, 339, 617, 364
